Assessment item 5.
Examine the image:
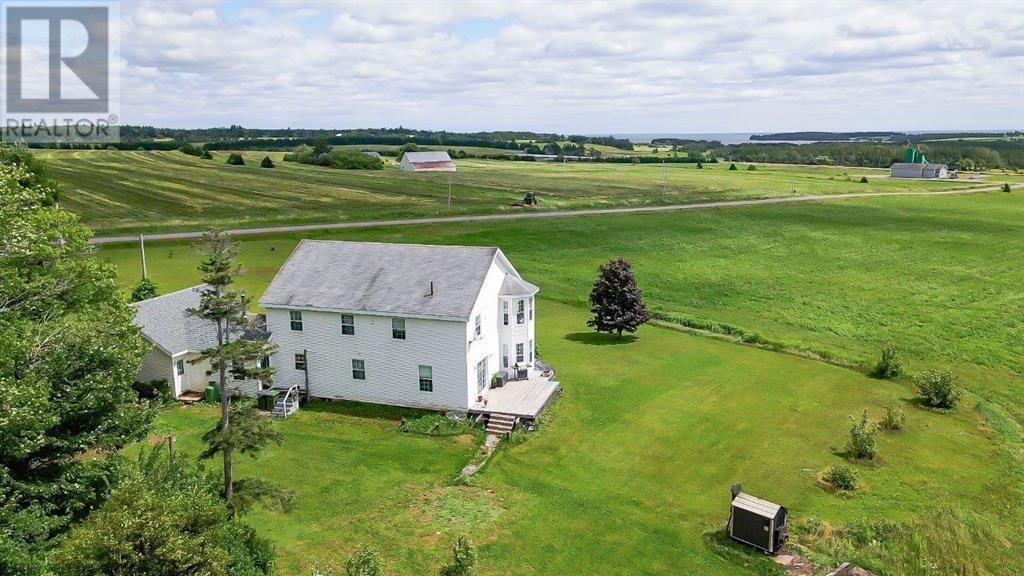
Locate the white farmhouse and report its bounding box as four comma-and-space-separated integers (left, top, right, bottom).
399, 150, 457, 172
259, 240, 558, 431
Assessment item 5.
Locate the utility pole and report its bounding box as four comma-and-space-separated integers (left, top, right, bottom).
139, 234, 148, 279
448, 173, 452, 210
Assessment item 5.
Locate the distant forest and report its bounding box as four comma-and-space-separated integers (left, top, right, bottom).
19, 125, 1024, 169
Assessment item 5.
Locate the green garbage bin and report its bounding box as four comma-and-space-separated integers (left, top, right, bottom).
259, 389, 280, 411
205, 383, 218, 404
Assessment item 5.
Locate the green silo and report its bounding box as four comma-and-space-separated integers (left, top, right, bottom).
904, 145, 916, 163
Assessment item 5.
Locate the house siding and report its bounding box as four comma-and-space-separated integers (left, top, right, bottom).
265, 307, 470, 410
138, 347, 172, 385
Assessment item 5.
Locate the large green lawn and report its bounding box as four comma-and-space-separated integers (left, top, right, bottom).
150, 301, 1016, 575
103, 192, 1023, 574
38, 148, 978, 235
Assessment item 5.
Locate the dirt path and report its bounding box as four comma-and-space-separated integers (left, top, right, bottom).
89, 183, 1016, 245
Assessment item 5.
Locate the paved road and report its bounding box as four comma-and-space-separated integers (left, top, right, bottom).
90, 183, 1015, 245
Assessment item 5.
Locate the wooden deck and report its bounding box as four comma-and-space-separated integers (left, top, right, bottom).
471, 373, 561, 419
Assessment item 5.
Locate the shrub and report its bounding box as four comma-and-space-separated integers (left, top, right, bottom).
132, 379, 170, 403
438, 535, 475, 576
130, 277, 159, 302
847, 410, 878, 460
746, 164, 756, 171
872, 345, 903, 379
260, 156, 275, 168
631, 156, 640, 165
880, 405, 906, 431
398, 413, 473, 436
346, 545, 382, 576
823, 463, 859, 491
226, 153, 245, 165
201, 150, 213, 159
859, 176, 869, 183
178, 143, 205, 157
914, 370, 962, 409
696, 161, 703, 169
728, 163, 737, 170
1002, 183, 1011, 193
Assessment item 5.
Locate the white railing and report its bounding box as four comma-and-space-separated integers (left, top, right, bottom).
276, 384, 301, 418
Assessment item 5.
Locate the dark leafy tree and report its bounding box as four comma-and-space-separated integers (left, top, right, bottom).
587, 258, 651, 338
226, 153, 245, 165
189, 231, 281, 514
313, 136, 331, 156
130, 277, 159, 302
696, 161, 703, 169
0, 151, 154, 574
1002, 183, 1011, 193
201, 149, 214, 159
728, 162, 737, 170
260, 155, 275, 168
52, 446, 274, 576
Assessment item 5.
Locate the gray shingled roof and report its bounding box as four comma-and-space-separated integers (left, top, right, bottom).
133, 285, 220, 355
403, 151, 453, 163
499, 274, 539, 296
259, 240, 501, 320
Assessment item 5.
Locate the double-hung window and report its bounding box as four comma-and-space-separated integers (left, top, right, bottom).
352, 359, 365, 380
517, 300, 525, 324
294, 353, 307, 371
341, 314, 355, 335
529, 297, 534, 320
476, 357, 488, 393
502, 301, 509, 325
474, 314, 482, 338
502, 345, 509, 368
289, 310, 303, 331
418, 365, 433, 392
516, 343, 524, 363
529, 339, 534, 363
392, 318, 406, 340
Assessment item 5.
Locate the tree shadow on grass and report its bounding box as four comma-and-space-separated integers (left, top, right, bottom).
564, 331, 639, 346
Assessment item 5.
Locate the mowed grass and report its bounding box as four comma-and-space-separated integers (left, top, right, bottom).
144, 301, 1016, 575
98, 192, 1024, 426
38, 148, 978, 235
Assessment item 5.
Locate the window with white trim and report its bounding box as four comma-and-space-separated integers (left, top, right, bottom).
516, 343, 524, 363
529, 339, 534, 363
352, 359, 365, 380
341, 314, 354, 335
418, 365, 433, 392
289, 310, 303, 331
517, 299, 525, 324
294, 353, 306, 371
529, 297, 534, 320
175, 359, 184, 376
474, 314, 482, 338
502, 344, 508, 368
392, 318, 406, 340
502, 301, 509, 325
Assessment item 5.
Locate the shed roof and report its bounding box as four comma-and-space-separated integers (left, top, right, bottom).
732, 492, 782, 518
133, 285, 220, 355
259, 240, 507, 320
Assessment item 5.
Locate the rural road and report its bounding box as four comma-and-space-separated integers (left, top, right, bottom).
90, 184, 1017, 245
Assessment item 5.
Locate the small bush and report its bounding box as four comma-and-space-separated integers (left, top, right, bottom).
226, 153, 245, 165
438, 535, 475, 576
631, 156, 640, 165
847, 410, 878, 460
880, 405, 906, 431
130, 277, 159, 302
1002, 183, 1011, 193
746, 164, 756, 171
260, 156, 275, 168
200, 150, 213, 159
823, 463, 859, 491
178, 143, 205, 157
696, 161, 703, 169
859, 176, 869, 183
345, 545, 382, 576
398, 413, 474, 436
914, 370, 962, 410
728, 163, 737, 171
872, 345, 903, 379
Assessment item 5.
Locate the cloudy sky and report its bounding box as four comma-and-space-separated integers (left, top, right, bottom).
115, 0, 1023, 133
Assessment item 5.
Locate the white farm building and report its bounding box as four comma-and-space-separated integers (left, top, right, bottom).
890, 145, 948, 178
399, 150, 457, 172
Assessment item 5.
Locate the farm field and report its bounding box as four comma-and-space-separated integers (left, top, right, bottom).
36, 149, 980, 235
102, 192, 1024, 574
145, 301, 1015, 576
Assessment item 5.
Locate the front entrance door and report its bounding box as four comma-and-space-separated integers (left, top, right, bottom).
476, 357, 489, 394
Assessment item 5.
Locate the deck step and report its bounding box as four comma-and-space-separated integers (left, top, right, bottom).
485, 413, 517, 434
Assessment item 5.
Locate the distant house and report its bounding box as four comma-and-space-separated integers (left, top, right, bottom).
258, 240, 558, 426
399, 150, 456, 172
133, 285, 269, 399
891, 145, 947, 178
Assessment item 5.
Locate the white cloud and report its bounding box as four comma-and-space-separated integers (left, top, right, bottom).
115, 0, 1024, 132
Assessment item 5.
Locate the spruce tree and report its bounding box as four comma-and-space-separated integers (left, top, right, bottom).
189, 230, 280, 514
587, 258, 651, 338
260, 155, 275, 168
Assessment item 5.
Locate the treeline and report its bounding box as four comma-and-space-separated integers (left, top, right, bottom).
751, 130, 1023, 143
713, 141, 1023, 170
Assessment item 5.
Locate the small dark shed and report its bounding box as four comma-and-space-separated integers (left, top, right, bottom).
727, 484, 788, 554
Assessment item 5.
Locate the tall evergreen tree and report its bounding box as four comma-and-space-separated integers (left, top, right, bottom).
189, 231, 280, 514
587, 258, 651, 338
